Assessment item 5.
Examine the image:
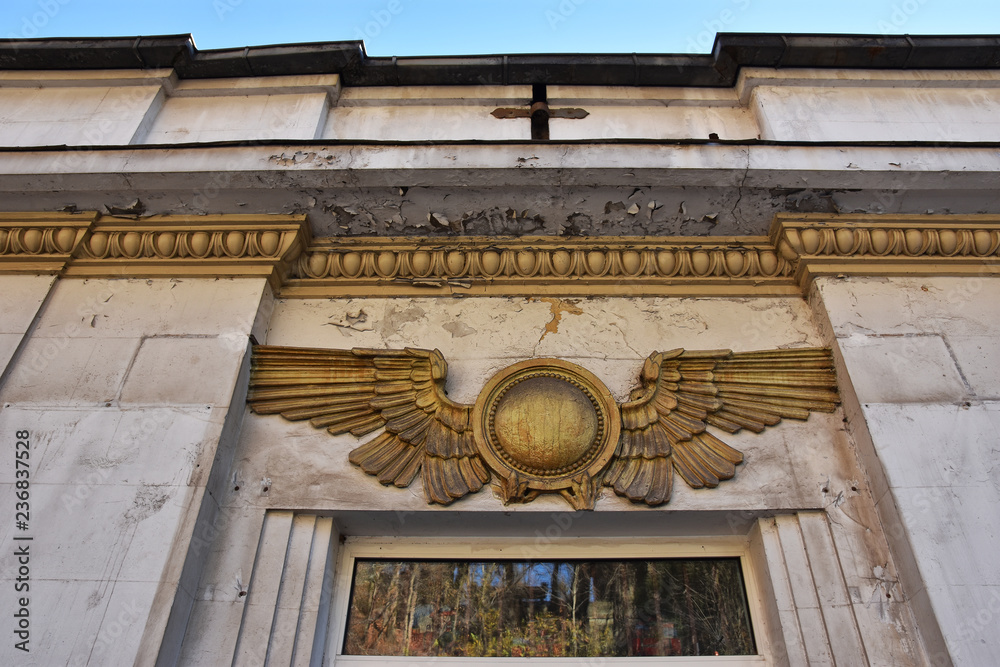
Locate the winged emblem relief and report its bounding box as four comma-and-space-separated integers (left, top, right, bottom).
247, 345, 839, 510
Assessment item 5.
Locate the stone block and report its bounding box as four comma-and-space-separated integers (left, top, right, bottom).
188, 504, 264, 604
817, 276, 1000, 339
34, 278, 266, 339
88, 580, 159, 667
930, 584, 1000, 666
873, 483, 926, 601
905, 585, 953, 667
549, 105, 759, 141
838, 334, 968, 403
849, 600, 923, 667
947, 335, 1000, 399
0, 578, 107, 666
0, 406, 217, 489
0, 407, 120, 485
836, 359, 890, 506
143, 93, 328, 143
864, 403, 996, 490
754, 85, 1000, 142
0, 275, 55, 334
0, 86, 160, 146
1, 336, 141, 405
324, 105, 531, 141
891, 484, 1000, 588
0, 333, 24, 377
119, 336, 247, 406
0, 479, 188, 584
178, 598, 245, 666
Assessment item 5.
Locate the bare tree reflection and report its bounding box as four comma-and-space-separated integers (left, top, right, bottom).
344, 557, 755, 657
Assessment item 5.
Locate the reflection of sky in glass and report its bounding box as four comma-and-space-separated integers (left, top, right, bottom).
462, 561, 589, 599
457, 561, 591, 603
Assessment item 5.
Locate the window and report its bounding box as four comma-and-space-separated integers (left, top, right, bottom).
328, 538, 767, 666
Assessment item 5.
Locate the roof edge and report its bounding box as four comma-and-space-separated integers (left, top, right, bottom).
0, 33, 998, 87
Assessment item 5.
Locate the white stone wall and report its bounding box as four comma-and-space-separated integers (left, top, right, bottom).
751, 86, 1000, 143
814, 275, 1000, 667
0, 86, 163, 147
323, 105, 532, 141
0, 277, 271, 666
144, 93, 330, 144
0, 275, 55, 377
325, 86, 532, 141
4, 70, 1000, 147
547, 104, 758, 141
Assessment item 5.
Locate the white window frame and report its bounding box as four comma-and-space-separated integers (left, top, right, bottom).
326, 535, 769, 666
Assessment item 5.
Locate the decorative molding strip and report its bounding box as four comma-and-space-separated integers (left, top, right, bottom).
67, 215, 310, 288
0, 212, 98, 274
771, 214, 1000, 288
2, 212, 999, 295
283, 236, 799, 297
0, 213, 310, 288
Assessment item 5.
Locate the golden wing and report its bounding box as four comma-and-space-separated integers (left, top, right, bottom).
247, 345, 489, 505
607, 347, 839, 505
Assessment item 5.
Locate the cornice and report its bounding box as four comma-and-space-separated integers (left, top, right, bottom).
284, 236, 797, 297
0, 213, 309, 289
0, 212, 97, 274
771, 214, 1000, 288
1, 213, 998, 296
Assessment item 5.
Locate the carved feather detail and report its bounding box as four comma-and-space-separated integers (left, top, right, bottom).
248, 344, 839, 510
611, 347, 838, 505
248, 345, 485, 505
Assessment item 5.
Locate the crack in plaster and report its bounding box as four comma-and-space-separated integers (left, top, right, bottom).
534, 297, 584, 342
865, 564, 899, 623
730, 146, 751, 229
609, 319, 643, 359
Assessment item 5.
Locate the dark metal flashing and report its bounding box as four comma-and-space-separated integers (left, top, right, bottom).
0, 33, 998, 87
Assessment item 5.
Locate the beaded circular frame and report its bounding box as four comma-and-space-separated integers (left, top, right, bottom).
472, 358, 621, 492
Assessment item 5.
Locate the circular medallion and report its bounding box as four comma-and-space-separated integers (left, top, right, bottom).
473, 359, 621, 491
494, 376, 597, 471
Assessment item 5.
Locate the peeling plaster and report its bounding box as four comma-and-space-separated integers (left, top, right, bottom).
380, 304, 427, 339
535, 297, 584, 341
443, 321, 476, 338
324, 309, 374, 334
10, 183, 1000, 239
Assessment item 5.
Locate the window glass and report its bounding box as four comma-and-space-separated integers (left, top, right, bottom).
343, 557, 755, 658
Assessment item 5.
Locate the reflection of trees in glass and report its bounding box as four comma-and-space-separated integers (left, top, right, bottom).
344, 557, 755, 657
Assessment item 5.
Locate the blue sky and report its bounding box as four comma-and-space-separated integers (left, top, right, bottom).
3, 0, 999, 56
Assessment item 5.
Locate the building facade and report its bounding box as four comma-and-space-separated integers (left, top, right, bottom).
0, 33, 999, 665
